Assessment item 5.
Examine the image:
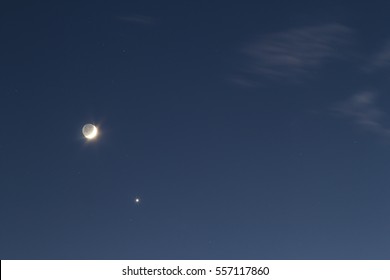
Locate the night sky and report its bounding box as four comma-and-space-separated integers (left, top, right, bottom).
1, 0, 390, 259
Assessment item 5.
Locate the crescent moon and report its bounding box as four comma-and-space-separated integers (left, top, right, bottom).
82, 124, 98, 139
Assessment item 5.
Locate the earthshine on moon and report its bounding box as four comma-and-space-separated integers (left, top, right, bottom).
82, 124, 98, 139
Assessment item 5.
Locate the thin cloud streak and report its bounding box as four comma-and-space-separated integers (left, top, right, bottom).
239, 23, 352, 82
332, 92, 390, 137
366, 41, 390, 71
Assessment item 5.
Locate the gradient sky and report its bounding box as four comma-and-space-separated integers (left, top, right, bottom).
1, 0, 390, 259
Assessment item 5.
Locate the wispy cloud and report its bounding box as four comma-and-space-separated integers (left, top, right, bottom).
366, 41, 390, 71
332, 92, 390, 137
118, 15, 154, 25
238, 23, 352, 83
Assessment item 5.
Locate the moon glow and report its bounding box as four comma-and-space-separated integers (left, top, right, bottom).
82, 124, 98, 139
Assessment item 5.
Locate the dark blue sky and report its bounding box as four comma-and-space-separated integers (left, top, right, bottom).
1, 0, 390, 259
